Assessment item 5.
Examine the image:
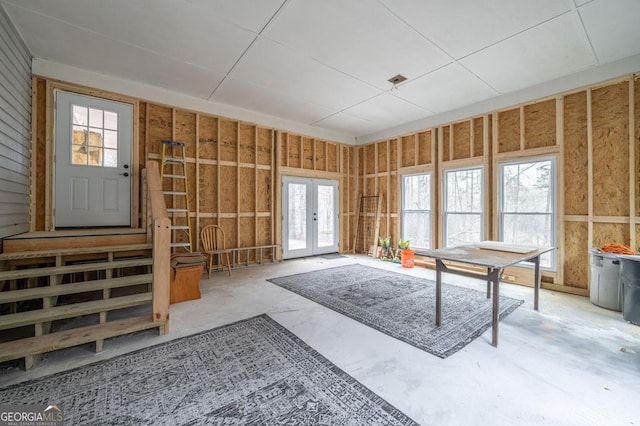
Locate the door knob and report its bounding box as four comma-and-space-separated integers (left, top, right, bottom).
120, 172, 129, 177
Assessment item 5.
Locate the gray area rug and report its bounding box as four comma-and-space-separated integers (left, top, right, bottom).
0, 315, 418, 425
268, 264, 524, 358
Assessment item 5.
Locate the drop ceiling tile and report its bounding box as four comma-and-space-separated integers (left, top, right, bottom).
6, 5, 222, 98
341, 93, 433, 128
578, 0, 640, 64
380, 0, 570, 59
459, 13, 596, 93
229, 37, 381, 111
263, 0, 451, 89
3, 0, 255, 73
212, 76, 336, 124
393, 63, 497, 112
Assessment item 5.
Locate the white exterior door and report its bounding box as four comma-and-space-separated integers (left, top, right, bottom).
54, 91, 133, 227
282, 176, 339, 259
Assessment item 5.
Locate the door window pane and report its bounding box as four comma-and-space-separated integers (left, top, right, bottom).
70, 104, 118, 167
288, 183, 307, 250
317, 185, 335, 247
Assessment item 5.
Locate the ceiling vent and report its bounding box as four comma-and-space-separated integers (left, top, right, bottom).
387, 74, 407, 85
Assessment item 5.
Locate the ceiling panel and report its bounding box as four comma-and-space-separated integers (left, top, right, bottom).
3, 0, 256, 73
5, 4, 223, 98
227, 36, 380, 111
340, 93, 433, 128
212, 76, 335, 124
313, 112, 387, 136
183, 0, 286, 33
394, 63, 498, 112
380, 0, 570, 59
459, 13, 596, 93
263, 0, 451, 89
578, 0, 640, 64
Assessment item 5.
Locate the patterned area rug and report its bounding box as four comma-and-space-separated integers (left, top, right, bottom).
268, 264, 524, 358
0, 315, 417, 425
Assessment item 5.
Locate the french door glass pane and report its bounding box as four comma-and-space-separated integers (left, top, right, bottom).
317, 184, 335, 247
288, 183, 307, 250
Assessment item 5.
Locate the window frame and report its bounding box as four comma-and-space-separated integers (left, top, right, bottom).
443, 165, 484, 247
498, 156, 557, 271
401, 172, 432, 250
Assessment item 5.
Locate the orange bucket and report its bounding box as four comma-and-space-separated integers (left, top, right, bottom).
401, 249, 415, 268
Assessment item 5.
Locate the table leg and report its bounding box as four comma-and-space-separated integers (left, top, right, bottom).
490, 268, 501, 347
533, 255, 540, 311
486, 267, 491, 298
435, 259, 443, 327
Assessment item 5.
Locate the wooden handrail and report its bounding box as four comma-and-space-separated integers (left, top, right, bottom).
146, 160, 171, 333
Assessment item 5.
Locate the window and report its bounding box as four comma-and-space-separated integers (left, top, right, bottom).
499, 158, 555, 269
402, 173, 431, 249
444, 167, 483, 246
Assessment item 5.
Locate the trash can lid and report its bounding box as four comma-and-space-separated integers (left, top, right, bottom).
590, 248, 621, 258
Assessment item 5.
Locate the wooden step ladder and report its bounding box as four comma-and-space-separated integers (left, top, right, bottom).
160, 140, 193, 252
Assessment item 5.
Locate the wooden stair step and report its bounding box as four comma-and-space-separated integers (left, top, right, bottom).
0, 258, 153, 281
0, 315, 165, 363
0, 292, 152, 331
0, 274, 153, 304
0, 244, 153, 261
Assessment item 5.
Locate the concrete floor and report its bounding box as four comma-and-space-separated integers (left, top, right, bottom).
1, 254, 639, 425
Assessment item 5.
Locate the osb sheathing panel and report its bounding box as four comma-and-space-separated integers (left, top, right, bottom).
563, 91, 589, 216
417, 131, 431, 165
199, 164, 217, 213
219, 218, 238, 248
198, 115, 218, 160
441, 127, 450, 161
365, 177, 376, 196
348, 176, 357, 212
257, 128, 271, 166
175, 110, 196, 157
377, 141, 388, 173
327, 143, 338, 173
239, 217, 256, 258
257, 217, 271, 246
303, 137, 314, 169
138, 103, 146, 173
346, 146, 354, 175
315, 140, 326, 171
389, 139, 398, 171
219, 166, 237, 213
147, 104, 172, 155
378, 176, 388, 209
219, 119, 238, 162
365, 144, 375, 172
524, 100, 556, 149
401, 136, 415, 167
389, 175, 398, 214
288, 134, 301, 168
187, 164, 197, 212
452, 121, 471, 160
635, 78, 640, 215
257, 169, 271, 212
358, 146, 365, 176
498, 108, 520, 153
35, 78, 46, 231
592, 82, 630, 217
593, 223, 630, 248
239, 123, 255, 164
390, 217, 398, 244
636, 225, 640, 251
239, 168, 255, 213
473, 117, 484, 157
563, 221, 589, 289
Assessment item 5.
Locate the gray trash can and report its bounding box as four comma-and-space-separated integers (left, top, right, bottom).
589, 249, 623, 311
619, 255, 640, 325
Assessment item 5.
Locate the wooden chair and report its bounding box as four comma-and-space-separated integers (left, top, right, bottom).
200, 225, 232, 278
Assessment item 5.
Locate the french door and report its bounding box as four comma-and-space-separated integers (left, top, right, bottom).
282, 177, 339, 259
